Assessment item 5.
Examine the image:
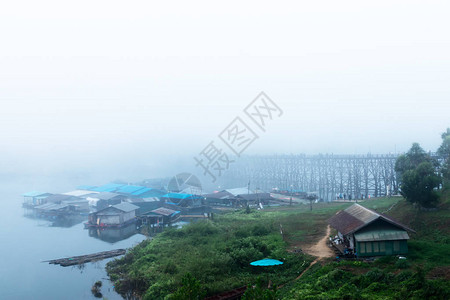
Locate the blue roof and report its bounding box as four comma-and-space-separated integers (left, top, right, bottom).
131, 188, 166, 197
91, 183, 126, 192
161, 193, 199, 199
116, 185, 147, 194
22, 191, 50, 197
76, 185, 97, 190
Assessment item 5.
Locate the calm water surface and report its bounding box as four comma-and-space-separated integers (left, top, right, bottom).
0, 180, 147, 300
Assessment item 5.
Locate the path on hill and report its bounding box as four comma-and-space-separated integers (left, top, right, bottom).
303, 225, 333, 258
293, 225, 333, 282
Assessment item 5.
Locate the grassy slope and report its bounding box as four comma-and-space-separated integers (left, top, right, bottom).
281, 193, 450, 299
106, 195, 449, 299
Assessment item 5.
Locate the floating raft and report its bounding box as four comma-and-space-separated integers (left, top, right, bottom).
45, 249, 126, 267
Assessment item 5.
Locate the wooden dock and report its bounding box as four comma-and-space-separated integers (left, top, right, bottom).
44, 249, 126, 267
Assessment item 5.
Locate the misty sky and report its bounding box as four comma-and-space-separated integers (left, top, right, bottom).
1, 1, 449, 181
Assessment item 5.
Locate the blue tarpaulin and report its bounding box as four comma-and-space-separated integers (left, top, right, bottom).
250, 259, 283, 266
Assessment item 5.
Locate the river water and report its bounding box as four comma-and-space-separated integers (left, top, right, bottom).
0, 179, 147, 300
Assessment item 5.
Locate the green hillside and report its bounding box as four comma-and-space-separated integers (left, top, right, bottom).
106, 195, 450, 299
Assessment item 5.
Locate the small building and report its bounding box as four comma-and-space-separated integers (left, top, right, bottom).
87, 192, 126, 210
63, 190, 99, 198
130, 187, 166, 199
161, 193, 202, 207
140, 207, 181, 226
22, 191, 53, 207
328, 204, 415, 257
86, 202, 139, 228
90, 183, 126, 193
203, 191, 235, 206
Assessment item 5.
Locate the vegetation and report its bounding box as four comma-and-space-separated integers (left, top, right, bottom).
106, 194, 449, 299
395, 143, 441, 208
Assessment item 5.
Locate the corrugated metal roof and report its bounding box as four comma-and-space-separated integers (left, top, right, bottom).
131, 188, 166, 197
44, 194, 80, 203
328, 204, 413, 235
151, 207, 179, 216
76, 185, 97, 190
22, 191, 51, 197
91, 183, 125, 192
204, 191, 234, 199
237, 193, 272, 201
87, 192, 123, 200
116, 185, 147, 194
225, 187, 255, 196
355, 230, 410, 242
63, 190, 99, 197
161, 193, 199, 199
112, 202, 139, 212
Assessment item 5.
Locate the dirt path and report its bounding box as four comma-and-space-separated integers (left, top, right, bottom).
302, 225, 334, 258
290, 225, 334, 283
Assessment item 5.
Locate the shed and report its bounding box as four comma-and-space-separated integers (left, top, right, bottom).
87, 192, 126, 210
328, 204, 415, 257
22, 191, 52, 206
140, 207, 180, 225
91, 183, 126, 193
87, 202, 139, 227
130, 187, 166, 198
115, 185, 147, 195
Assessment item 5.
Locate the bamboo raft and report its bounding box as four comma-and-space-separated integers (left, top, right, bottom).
44, 249, 126, 267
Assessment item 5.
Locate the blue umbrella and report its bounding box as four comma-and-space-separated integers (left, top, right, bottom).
250, 258, 283, 266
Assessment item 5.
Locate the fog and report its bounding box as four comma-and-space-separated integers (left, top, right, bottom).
1, 0, 450, 184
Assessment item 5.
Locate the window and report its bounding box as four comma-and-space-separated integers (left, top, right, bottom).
373, 242, 379, 253
359, 242, 366, 253
366, 242, 372, 253
379, 241, 385, 252
393, 241, 400, 252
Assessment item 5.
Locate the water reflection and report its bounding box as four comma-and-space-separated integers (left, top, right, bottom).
88, 223, 139, 244
23, 208, 87, 227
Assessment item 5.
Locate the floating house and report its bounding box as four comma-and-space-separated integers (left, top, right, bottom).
161, 193, 202, 207
90, 183, 126, 193
236, 193, 273, 205
115, 185, 147, 196
129, 187, 166, 199
22, 191, 52, 208
203, 191, 235, 206
86, 202, 139, 228
328, 204, 415, 257
86, 192, 126, 211
63, 190, 99, 198
140, 207, 181, 226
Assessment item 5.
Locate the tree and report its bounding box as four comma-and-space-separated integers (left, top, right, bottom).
438, 128, 450, 184
242, 277, 277, 300
306, 194, 318, 211
395, 143, 441, 208
170, 273, 206, 300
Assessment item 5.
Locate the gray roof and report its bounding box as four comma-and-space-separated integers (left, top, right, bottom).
44, 194, 80, 203
224, 187, 255, 196
151, 207, 178, 216
112, 202, 139, 212
89, 192, 123, 200
328, 204, 413, 236
355, 229, 410, 242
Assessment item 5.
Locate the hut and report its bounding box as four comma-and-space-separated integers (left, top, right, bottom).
328, 204, 415, 257
140, 207, 181, 226
86, 202, 139, 228
161, 193, 202, 207
86, 192, 126, 210
22, 191, 52, 207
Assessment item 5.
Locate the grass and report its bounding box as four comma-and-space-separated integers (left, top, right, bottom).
106, 195, 449, 299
